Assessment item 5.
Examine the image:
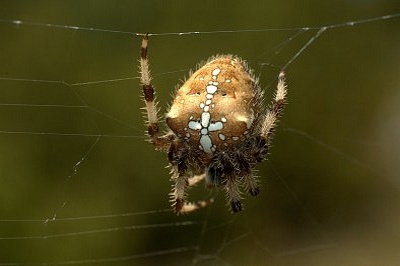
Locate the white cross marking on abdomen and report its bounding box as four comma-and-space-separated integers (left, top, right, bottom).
187, 68, 227, 154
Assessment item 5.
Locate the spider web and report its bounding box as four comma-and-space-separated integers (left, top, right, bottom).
0, 2, 400, 265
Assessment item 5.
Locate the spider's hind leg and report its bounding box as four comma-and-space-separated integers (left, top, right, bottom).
168, 143, 212, 214
225, 174, 243, 213
212, 153, 244, 213
169, 169, 213, 214
205, 160, 224, 188
236, 151, 260, 197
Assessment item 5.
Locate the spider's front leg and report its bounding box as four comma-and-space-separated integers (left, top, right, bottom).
260, 71, 287, 139
139, 34, 171, 150
239, 72, 287, 203
139, 34, 210, 214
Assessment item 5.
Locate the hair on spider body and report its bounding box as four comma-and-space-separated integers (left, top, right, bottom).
139, 34, 287, 214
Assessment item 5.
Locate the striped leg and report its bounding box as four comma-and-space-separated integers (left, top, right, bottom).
261, 71, 287, 139
170, 170, 212, 214
140, 35, 212, 214
168, 143, 212, 214
139, 34, 171, 150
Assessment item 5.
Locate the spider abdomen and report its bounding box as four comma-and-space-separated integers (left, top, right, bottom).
166, 55, 261, 155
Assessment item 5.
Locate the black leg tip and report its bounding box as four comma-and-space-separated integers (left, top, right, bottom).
231, 200, 242, 213
249, 187, 260, 196
173, 199, 183, 213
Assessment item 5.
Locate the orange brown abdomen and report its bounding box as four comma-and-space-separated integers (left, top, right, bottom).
166, 56, 259, 155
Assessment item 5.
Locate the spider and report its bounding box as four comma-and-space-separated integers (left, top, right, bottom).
139, 34, 287, 214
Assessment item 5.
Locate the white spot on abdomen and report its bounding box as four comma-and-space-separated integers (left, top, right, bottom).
208, 121, 223, 131
212, 68, 221, 76
188, 121, 201, 130
185, 67, 229, 154
200, 135, 213, 153
201, 112, 211, 127
206, 85, 218, 94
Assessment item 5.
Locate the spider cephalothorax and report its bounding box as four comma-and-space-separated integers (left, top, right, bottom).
139, 34, 287, 213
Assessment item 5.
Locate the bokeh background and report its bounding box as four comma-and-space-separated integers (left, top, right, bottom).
0, 1, 399, 265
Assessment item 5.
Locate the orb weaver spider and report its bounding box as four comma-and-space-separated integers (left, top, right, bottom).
139, 34, 287, 213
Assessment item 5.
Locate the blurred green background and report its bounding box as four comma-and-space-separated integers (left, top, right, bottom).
0, 1, 399, 265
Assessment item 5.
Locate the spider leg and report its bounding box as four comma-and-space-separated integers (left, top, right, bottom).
208, 153, 243, 213
236, 152, 260, 196
179, 199, 214, 213
139, 34, 171, 149
224, 175, 243, 213
168, 143, 212, 213
170, 170, 188, 212
170, 171, 213, 214
188, 173, 205, 187
239, 72, 286, 199
261, 71, 287, 139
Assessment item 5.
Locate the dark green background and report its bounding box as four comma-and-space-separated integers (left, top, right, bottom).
0, 1, 399, 265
